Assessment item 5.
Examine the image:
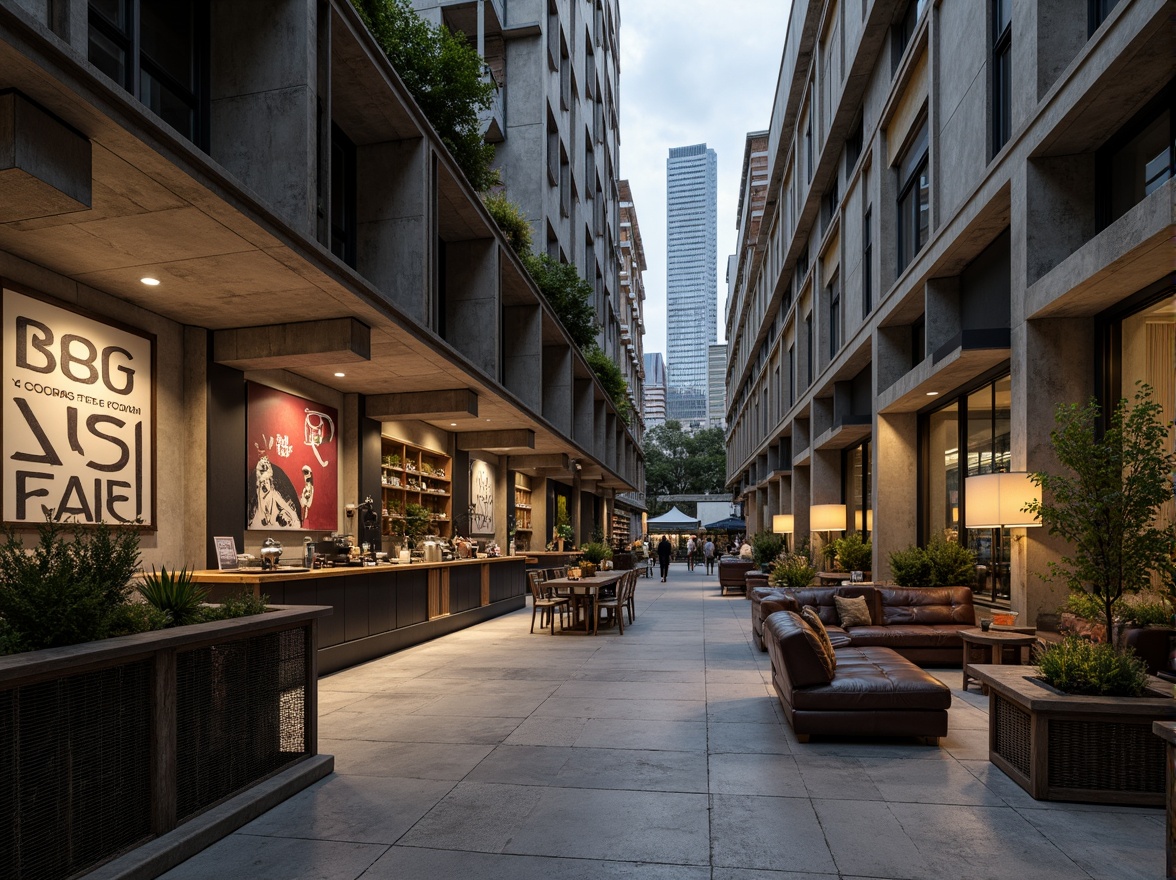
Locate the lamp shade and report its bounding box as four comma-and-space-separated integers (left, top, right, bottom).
809, 504, 847, 532
964, 472, 1041, 528
772, 514, 794, 534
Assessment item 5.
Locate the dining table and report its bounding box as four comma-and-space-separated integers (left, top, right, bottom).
543, 569, 628, 634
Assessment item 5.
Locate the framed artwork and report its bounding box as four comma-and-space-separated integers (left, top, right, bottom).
469, 458, 495, 536
245, 382, 338, 531
2, 285, 155, 526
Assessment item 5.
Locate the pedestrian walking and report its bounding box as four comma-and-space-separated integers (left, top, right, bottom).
703, 537, 716, 574
686, 535, 696, 571
657, 535, 672, 582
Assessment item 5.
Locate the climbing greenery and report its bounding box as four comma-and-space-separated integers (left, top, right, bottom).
482, 192, 532, 256
523, 253, 599, 350
585, 344, 632, 426
352, 0, 498, 191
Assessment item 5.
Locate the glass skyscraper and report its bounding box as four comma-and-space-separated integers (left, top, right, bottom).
665, 143, 717, 425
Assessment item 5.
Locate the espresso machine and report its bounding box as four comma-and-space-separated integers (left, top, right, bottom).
321, 533, 356, 566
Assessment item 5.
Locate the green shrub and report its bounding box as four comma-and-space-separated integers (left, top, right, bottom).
404, 502, 433, 546
139, 566, 208, 627
833, 532, 872, 571
1035, 636, 1150, 697
579, 541, 613, 564
889, 545, 933, 587
769, 552, 818, 589
925, 538, 976, 586
108, 601, 170, 637
202, 589, 269, 621
1118, 595, 1173, 627
353, 0, 498, 191
522, 253, 599, 349
750, 531, 786, 567
483, 192, 532, 255
1063, 591, 1111, 621
0, 520, 142, 653
585, 345, 632, 426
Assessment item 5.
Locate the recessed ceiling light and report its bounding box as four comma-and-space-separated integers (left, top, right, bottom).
926, 391, 939, 396
334, 372, 345, 378
140, 277, 160, 286
450, 422, 457, 427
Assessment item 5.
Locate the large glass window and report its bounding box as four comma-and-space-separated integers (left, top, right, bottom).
844, 440, 872, 541
1098, 82, 1175, 229
921, 373, 1012, 604
896, 118, 929, 273
992, 0, 1012, 155
88, 0, 207, 148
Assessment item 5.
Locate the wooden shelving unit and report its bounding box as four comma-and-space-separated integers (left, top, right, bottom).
611, 509, 631, 547
513, 476, 532, 551
380, 438, 452, 539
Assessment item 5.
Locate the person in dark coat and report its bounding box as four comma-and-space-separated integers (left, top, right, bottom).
656, 535, 673, 582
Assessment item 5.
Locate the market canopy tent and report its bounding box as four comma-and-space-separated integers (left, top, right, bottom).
703, 516, 745, 532
647, 506, 701, 532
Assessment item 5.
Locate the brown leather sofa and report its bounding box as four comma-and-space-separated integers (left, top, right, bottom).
718, 558, 756, 595
763, 609, 951, 742
752, 584, 977, 665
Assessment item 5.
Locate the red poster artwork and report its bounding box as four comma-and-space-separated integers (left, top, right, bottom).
245, 383, 338, 531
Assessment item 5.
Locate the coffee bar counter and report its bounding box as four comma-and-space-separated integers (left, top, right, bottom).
192, 557, 526, 674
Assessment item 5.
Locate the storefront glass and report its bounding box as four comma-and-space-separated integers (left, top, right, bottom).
843, 440, 872, 540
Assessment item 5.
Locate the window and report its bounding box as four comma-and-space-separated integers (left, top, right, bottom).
862, 205, 873, 316
845, 115, 864, 172
992, 0, 1012, 155
1089, 0, 1122, 35
828, 274, 841, 355
911, 315, 925, 368
1097, 82, 1175, 229
843, 440, 872, 540
805, 116, 813, 183
893, 0, 927, 66
821, 178, 840, 234
896, 117, 930, 273
805, 313, 814, 386
88, 0, 207, 148
787, 344, 796, 408
330, 124, 357, 268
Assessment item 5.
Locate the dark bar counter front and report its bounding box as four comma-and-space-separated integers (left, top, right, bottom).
193, 557, 526, 674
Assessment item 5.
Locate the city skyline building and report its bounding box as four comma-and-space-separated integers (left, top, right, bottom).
642, 352, 667, 428
707, 343, 728, 429
665, 142, 717, 424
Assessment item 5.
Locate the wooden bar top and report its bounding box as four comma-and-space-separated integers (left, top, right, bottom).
191, 555, 521, 584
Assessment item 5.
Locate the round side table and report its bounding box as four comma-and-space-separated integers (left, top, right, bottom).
961, 629, 1037, 693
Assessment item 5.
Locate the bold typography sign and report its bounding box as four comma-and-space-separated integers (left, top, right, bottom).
470, 458, 495, 536
3, 288, 154, 525
245, 382, 338, 531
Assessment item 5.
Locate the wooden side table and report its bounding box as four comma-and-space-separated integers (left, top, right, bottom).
961, 629, 1037, 693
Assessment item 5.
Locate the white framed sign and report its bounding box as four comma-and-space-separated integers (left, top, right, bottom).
470, 458, 495, 536
213, 536, 239, 570
3, 286, 155, 526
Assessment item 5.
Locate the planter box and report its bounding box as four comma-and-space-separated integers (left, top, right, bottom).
0, 604, 330, 880
972, 663, 1176, 806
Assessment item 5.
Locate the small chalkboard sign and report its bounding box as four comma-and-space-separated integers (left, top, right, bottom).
213, 536, 239, 571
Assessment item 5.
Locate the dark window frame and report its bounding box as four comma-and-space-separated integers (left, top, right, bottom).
330, 122, 358, 269
1088, 0, 1121, 36
805, 312, 814, 387
992, 0, 1012, 156
828, 273, 841, 355
862, 204, 873, 317
1094, 78, 1175, 232
896, 115, 930, 274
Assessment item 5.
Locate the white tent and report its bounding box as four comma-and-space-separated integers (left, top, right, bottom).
646, 506, 701, 532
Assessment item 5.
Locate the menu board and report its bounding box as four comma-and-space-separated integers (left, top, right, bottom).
2, 287, 154, 526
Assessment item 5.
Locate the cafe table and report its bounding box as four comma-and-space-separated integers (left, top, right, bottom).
543, 570, 628, 634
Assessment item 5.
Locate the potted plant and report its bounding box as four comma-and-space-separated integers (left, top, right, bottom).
1025, 383, 1176, 651
1117, 594, 1175, 675
553, 497, 572, 551
750, 531, 786, 572
831, 532, 872, 578
579, 541, 612, 577
768, 550, 818, 589
404, 502, 432, 549
888, 538, 976, 587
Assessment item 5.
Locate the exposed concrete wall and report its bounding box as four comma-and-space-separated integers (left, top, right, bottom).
502, 304, 542, 410
444, 238, 500, 379
873, 412, 917, 580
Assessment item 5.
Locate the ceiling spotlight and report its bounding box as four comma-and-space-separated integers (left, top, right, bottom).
334, 372, 345, 378
450, 422, 457, 427
926, 391, 939, 396
140, 277, 160, 286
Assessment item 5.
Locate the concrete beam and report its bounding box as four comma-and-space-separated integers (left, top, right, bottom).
456, 429, 535, 451
212, 317, 370, 369
0, 90, 91, 223
365, 388, 478, 421
507, 453, 569, 470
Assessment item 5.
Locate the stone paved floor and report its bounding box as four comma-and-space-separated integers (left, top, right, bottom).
161, 564, 1165, 880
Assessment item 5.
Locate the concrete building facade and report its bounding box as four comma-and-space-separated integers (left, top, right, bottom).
0, 0, 642, 567
666, 142, 717, 424
707, 343, 728, 429
725, 0, 1173, 623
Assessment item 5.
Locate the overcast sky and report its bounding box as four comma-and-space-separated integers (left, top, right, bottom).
619, 1, 792, 358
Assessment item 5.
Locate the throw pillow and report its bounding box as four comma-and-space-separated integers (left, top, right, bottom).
834, 594, 872, 628
801, 605, 837, 673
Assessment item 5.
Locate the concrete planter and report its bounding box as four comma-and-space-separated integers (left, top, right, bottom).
973, 663, 1176, 806
0, 605, 330, 880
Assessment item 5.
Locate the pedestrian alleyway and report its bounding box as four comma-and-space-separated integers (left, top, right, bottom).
161, 563, 1163, 880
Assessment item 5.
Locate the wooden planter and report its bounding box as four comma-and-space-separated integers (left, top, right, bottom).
972, 664, 1176, 806
0, 605, 330, 880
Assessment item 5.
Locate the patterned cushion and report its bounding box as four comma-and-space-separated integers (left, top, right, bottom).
834, 594, 873, 628
801, 605, 838, 675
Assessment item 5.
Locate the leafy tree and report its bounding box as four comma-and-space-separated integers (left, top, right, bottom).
522, 252, 598, 349
585, 345, 631, 426
352, 0, 498, 191
644, 420, 728, 506
1026, 384, 1176, 645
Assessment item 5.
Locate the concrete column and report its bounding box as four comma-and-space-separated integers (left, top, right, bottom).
573, 378, 594, 449
182, 327, 209, 567
571, 470, 582, 544
874, 412, 918, 581
445, 238, 500, 379
542, 344, 573, 434
504, 304, 542, 410
792, 465, 811, 552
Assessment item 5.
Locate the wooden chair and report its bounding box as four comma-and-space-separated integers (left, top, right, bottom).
625, 569, 637, 623
529, 572, 568, 634
595, 571, 635, 635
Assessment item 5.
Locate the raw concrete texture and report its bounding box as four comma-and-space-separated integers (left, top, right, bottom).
159, 563, 1164, 880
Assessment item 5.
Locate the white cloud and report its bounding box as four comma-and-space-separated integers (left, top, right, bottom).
619, 1, 790, 360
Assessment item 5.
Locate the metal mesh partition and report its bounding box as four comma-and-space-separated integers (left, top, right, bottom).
175, 627, 308, 821
992, 693, 1031, 778
0, 660, 153, 880
1048, 718, 1164, 793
